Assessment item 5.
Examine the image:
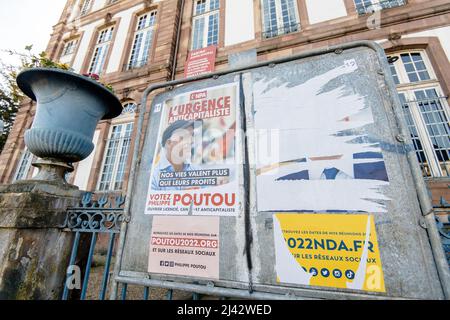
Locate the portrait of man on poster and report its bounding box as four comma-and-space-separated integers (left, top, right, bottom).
151, 120, 199, 190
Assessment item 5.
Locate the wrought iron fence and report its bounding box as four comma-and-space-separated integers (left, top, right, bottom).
262, 23, 301, 39
61, 192, 125, 300
61, 192, 211, 300
355, 0, 407, 15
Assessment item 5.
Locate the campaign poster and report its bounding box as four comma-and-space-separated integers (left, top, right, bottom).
254, 59, 390, 213
148, 216, 220, 279
184, 45, 217, 78
273, 213, 385, 293
146, 83, 240, 216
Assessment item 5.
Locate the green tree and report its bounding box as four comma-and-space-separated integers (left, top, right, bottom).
0, 60, 20, 153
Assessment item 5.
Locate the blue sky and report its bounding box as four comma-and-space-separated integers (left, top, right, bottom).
0, 0, 66, 66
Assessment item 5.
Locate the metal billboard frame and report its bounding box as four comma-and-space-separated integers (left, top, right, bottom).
110, 41, 450, 300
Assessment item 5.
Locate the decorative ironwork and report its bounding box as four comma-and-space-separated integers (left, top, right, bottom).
121, 103, 137, 115
62, 192, 126, 233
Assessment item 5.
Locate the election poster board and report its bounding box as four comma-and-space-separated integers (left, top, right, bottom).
273, 214, 385, 293
120, 44, 443, 299
145, 82, 240, 216
148, 216, 220, 279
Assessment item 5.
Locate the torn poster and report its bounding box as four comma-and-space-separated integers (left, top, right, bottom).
254, 59, 390, 213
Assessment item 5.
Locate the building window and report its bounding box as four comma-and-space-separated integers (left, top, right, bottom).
191, 0, 220, 50
389, 50, 450, 178
122, 102, 138, 114
261, 0, 300, 39
400, 52, 431, 83
389, 61, 400, 85
97, 103, 136, 191
389, 51, 434, 85
80, 0, 92, 16
399, 93, 432, 176
13, 148, 33, 181
354, 0, 407, 15
126, 11, 157, 70
62, 39, 78, 57
60, 38, 79, 66
88, 26, 114, 75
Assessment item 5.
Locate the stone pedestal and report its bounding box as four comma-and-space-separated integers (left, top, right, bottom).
0, 181, 82, 299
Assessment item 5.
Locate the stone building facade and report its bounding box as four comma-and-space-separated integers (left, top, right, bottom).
1, 0, 449, 220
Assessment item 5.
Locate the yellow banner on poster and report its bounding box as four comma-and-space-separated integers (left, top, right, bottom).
273, 214, 385, 293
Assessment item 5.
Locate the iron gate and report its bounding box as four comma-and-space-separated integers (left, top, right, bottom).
61, 192, 204, 300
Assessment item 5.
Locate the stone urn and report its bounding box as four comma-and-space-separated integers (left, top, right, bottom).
16, 68, 122, 186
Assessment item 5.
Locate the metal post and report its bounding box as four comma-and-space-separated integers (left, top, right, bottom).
121, 283, 128, 300
144, 287, 150, 300
99, 233, 116, 300
62, 231, 81, 300
80, 232, 97, 300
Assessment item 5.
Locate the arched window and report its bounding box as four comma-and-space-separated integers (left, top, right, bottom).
121, 102, 138, 115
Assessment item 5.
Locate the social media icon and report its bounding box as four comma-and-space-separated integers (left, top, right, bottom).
309, 268, 318, 276
321, 268, 330, 277
345, 270, 355, 280
333, 269, 342, 279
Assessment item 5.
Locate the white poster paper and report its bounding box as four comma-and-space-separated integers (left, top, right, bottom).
254, 60, 390, 212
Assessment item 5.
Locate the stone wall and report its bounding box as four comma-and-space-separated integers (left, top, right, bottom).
0, 182, 82, 299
